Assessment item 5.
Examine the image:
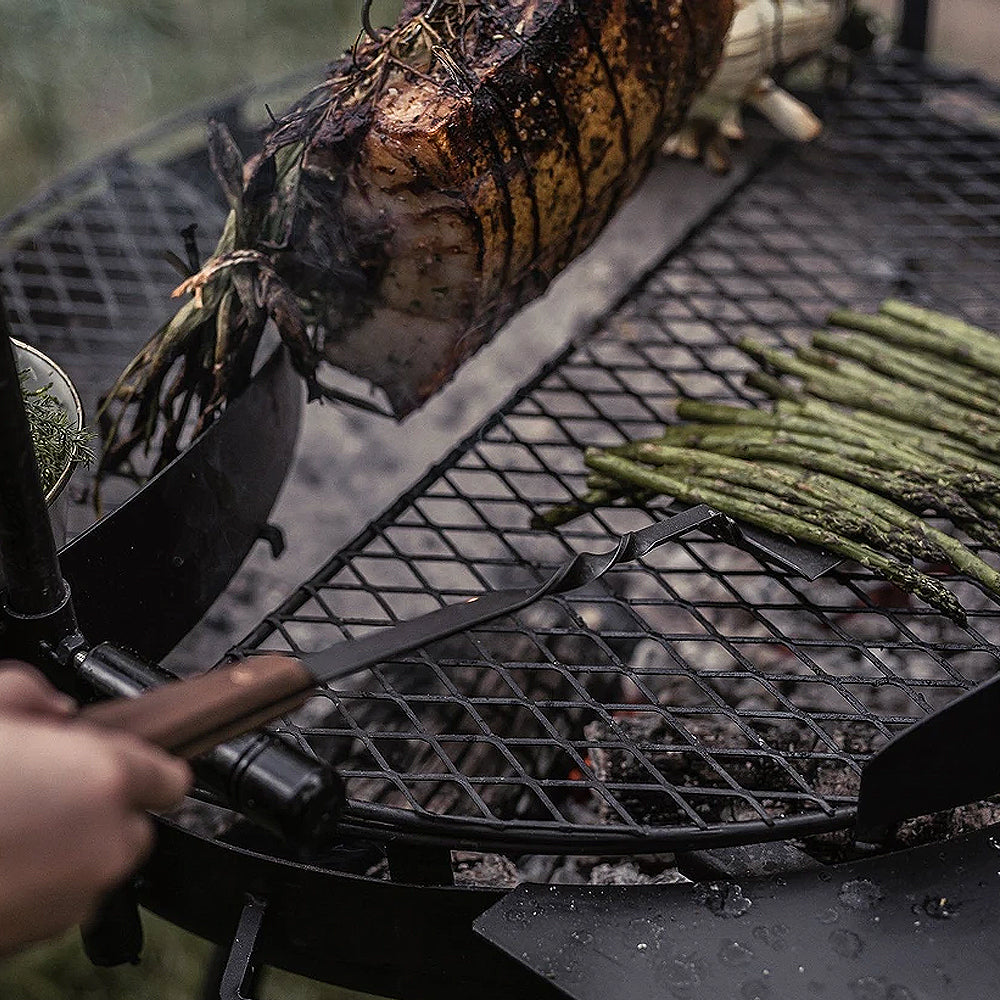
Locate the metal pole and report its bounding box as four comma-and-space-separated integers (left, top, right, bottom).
899, 0, 931, 54
0, 289, 66, 615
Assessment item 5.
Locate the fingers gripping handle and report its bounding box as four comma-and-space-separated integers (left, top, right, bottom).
79, 655, 315, 758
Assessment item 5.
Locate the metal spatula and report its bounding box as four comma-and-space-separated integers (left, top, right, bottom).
81, 504, 746, 757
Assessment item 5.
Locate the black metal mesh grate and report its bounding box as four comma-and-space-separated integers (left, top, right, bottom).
0, 159, 225, 417
5, 55, 1000, 854
232, 56, 1000, 851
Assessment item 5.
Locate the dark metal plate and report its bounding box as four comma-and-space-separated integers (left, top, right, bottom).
856, 669, 1000, 841
475, 823, 1000, 1000
59, 345, 301, 661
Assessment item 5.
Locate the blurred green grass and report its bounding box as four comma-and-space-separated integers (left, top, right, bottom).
0, 911, 377, 998
0, 0, 399, 214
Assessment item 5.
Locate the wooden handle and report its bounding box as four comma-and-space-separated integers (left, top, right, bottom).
79, 655, 315, 758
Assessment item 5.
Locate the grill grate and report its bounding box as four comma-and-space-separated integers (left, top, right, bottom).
4, 55, 1000, 854
233, 56, 1000, 851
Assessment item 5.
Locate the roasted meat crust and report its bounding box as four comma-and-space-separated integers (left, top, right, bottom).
98, 0, 732, 478
279, 0, 733, 413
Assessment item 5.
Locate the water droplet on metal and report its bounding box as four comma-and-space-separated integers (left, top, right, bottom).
850, 976, 884, 1000
752, 923, 788, 951
830, 928, 864, 959
839, 879, 884, 911
719, 940, 755, 966
562, 963, 583, 985
919, 895, 959, 919
695, 882, 753, 918
849, 976, 914, 1000
666, 952, 703, 993
741, 979, 771, 1000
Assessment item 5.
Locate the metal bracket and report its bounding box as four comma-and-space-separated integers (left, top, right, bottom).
256, 523, 286, 559
58, 345, 302, 663
899, 0, 931, 53
80, 882, 143, 967
217, 895, 268, 1000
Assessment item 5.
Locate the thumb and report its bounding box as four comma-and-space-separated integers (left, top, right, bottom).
0, 661, 77, 719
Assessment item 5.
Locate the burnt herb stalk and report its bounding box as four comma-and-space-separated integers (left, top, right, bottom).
584, 449, 967, 623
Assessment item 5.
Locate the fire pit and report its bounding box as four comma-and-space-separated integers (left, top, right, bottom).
4, 7, 1000, 998
221, 50, 1000, 856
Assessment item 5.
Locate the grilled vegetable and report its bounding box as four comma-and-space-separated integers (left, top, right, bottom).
665, 0, 848, 172
99, 0, 734, 476
539, 302, 1000, 623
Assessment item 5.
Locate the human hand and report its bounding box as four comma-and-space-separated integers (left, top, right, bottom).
0, 660, 191, 954
0, 660, 77, 720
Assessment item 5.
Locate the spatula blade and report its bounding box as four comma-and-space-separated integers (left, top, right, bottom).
855, 672, 1000, 842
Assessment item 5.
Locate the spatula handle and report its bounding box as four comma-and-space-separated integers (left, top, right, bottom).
79, 655, 315, 758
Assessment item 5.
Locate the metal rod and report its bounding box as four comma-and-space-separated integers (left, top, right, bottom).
0, 289, 66, 615
899, 0, 931, 53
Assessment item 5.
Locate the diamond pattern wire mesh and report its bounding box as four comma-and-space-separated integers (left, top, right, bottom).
0, 160, 226, 416
3, 55, 1000, 854
233, 56, 1000, 851
1, 157, 227, 532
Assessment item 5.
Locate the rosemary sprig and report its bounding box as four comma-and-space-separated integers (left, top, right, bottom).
21, 369, 93, 495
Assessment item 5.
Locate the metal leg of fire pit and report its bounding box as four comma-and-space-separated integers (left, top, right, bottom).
899, 0, 931, 54
203, 895, 268, 1000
